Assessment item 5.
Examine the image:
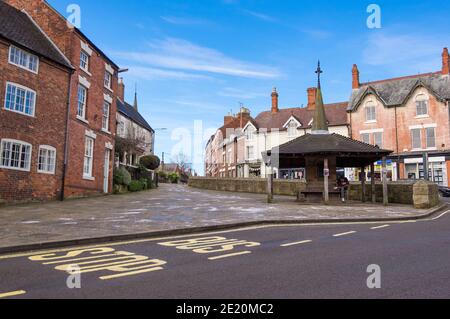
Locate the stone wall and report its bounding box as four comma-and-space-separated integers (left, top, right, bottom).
189, 178, 440, 208
188, 177, 306, 196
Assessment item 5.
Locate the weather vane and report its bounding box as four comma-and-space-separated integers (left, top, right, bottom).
315, 60, 323, 88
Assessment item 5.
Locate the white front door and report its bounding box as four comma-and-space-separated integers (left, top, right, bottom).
103, 150, 111, 193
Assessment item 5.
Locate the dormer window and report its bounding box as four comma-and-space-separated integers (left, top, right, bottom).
416, 94, 428, 116
245, 127, 255, 141
365, 101, 376, 122
287, 120, 298, 137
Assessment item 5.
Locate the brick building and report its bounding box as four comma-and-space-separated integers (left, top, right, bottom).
348, 48, 450, 186
5, 0, 120, 197
0, 1, 72, 203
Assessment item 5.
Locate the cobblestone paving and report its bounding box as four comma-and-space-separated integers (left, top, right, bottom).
0, 184, 431, 249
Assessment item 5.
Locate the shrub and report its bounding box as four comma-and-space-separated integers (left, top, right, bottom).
168, 172, 179, 184
113, 167, 131, 186
129, 180, 144, 192
140, 155, 161, 170
139, 177, 149, 190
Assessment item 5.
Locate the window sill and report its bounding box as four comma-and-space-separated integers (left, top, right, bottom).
415, 114, 429, 119
76, 116, 89, 124
38, 170, 55, 175
426, 147, 437, 151
0, 165, 30, 172
4, 107, 35, 118
83, 175, 95, 181
105, 86, 114, 94
364, 120, 377, 124
80, 67, 92, 77
101, 128, 111, 135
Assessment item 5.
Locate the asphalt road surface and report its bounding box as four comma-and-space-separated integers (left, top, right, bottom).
1, 209, 450, 299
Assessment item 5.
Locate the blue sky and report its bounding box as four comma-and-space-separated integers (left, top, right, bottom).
49, 0, 450, 174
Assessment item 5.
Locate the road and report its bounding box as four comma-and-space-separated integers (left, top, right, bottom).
0, 210, 450, 299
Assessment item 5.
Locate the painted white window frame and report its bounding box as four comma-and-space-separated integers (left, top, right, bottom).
102, 101, 110, 132
0, 139, 32, 172
361, 133, 371, 144
246, 145, 255, 160
287, 120, 299, 137
104, 71, 112, 90
37, 145, 56, 174
4, 82, 36, 117
80, 50, 90, 73
374, 132, 383, 148
8, 45, 39, 74
77, 84, 87, 120
83, 136, 94, 179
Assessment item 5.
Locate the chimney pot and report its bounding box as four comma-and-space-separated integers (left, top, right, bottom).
442, 48, 449, 75
271, 87, 279, 114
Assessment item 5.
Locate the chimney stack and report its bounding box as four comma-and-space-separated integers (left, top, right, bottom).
118, 78, 125, 101
307, 87, 317, 110
271, 87, 279, 114
352, 64, 360, 89
224, 113, 234, 125
442, 48, 449, 75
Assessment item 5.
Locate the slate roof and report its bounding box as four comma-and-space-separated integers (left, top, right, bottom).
117, 99, 154, 133
0, 1, 72, 69
272, 133, 392, 156
252, 102, 348, 132
348, 72, 450, 111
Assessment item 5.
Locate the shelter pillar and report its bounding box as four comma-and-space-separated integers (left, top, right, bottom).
382, 157, 388, 206
370, 163, 376, 203
324, 158, 329, 204
361, 166, 366, 202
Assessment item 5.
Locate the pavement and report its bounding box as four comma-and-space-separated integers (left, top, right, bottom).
1, 209, 450, 299
0, 184, 442, 253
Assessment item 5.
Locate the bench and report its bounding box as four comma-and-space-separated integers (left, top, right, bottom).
297, 187, 343, 202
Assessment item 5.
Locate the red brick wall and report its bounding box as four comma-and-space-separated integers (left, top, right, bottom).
6, 0, 119, 198
0, 39, 70, 203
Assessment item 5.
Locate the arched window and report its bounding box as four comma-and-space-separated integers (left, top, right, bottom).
415, 94, 429, 116
365, 100, 376, 122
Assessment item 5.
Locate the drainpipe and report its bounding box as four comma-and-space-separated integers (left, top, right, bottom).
61, 70, 74, 201
394, 105, 401, 180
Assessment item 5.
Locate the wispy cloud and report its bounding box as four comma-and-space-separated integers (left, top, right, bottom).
218, 87, 266, 99
241, 9, 277, 22
300, 29, 332, 39
127, 66, 211, 80
363, 31, 449, 74
160, 16, 210, 26
114, 37, 281, 79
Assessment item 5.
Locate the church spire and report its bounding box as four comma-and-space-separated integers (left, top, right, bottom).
311, 61, 329, 134
133, 83, 138, 111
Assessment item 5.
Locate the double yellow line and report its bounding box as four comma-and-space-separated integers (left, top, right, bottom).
0, 290, 26, 298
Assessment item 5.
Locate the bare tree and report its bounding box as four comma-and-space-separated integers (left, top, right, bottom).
172, 152, 192, 173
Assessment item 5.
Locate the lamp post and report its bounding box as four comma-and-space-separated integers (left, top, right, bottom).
154, 128, 167, 171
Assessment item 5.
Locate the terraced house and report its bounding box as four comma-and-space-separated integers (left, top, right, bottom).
0, 1, 72, 203
5, 0, 120, 197
349, 48, 450, 186
205, 87, 349, 179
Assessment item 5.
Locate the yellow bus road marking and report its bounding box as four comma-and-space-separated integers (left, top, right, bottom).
371, 225, 390, 230
281, 240, 312, 247
100, 266, 164, 280
0, 290, 26, 298
158, 236, 260, 256
208, 251, 252, 260
333, 231, 357, 237
28, 247, 167, 281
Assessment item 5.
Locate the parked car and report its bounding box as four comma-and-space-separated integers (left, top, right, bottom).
438, 186, 450, 197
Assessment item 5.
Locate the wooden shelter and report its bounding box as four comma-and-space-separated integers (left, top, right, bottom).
264, 62, 393, 204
